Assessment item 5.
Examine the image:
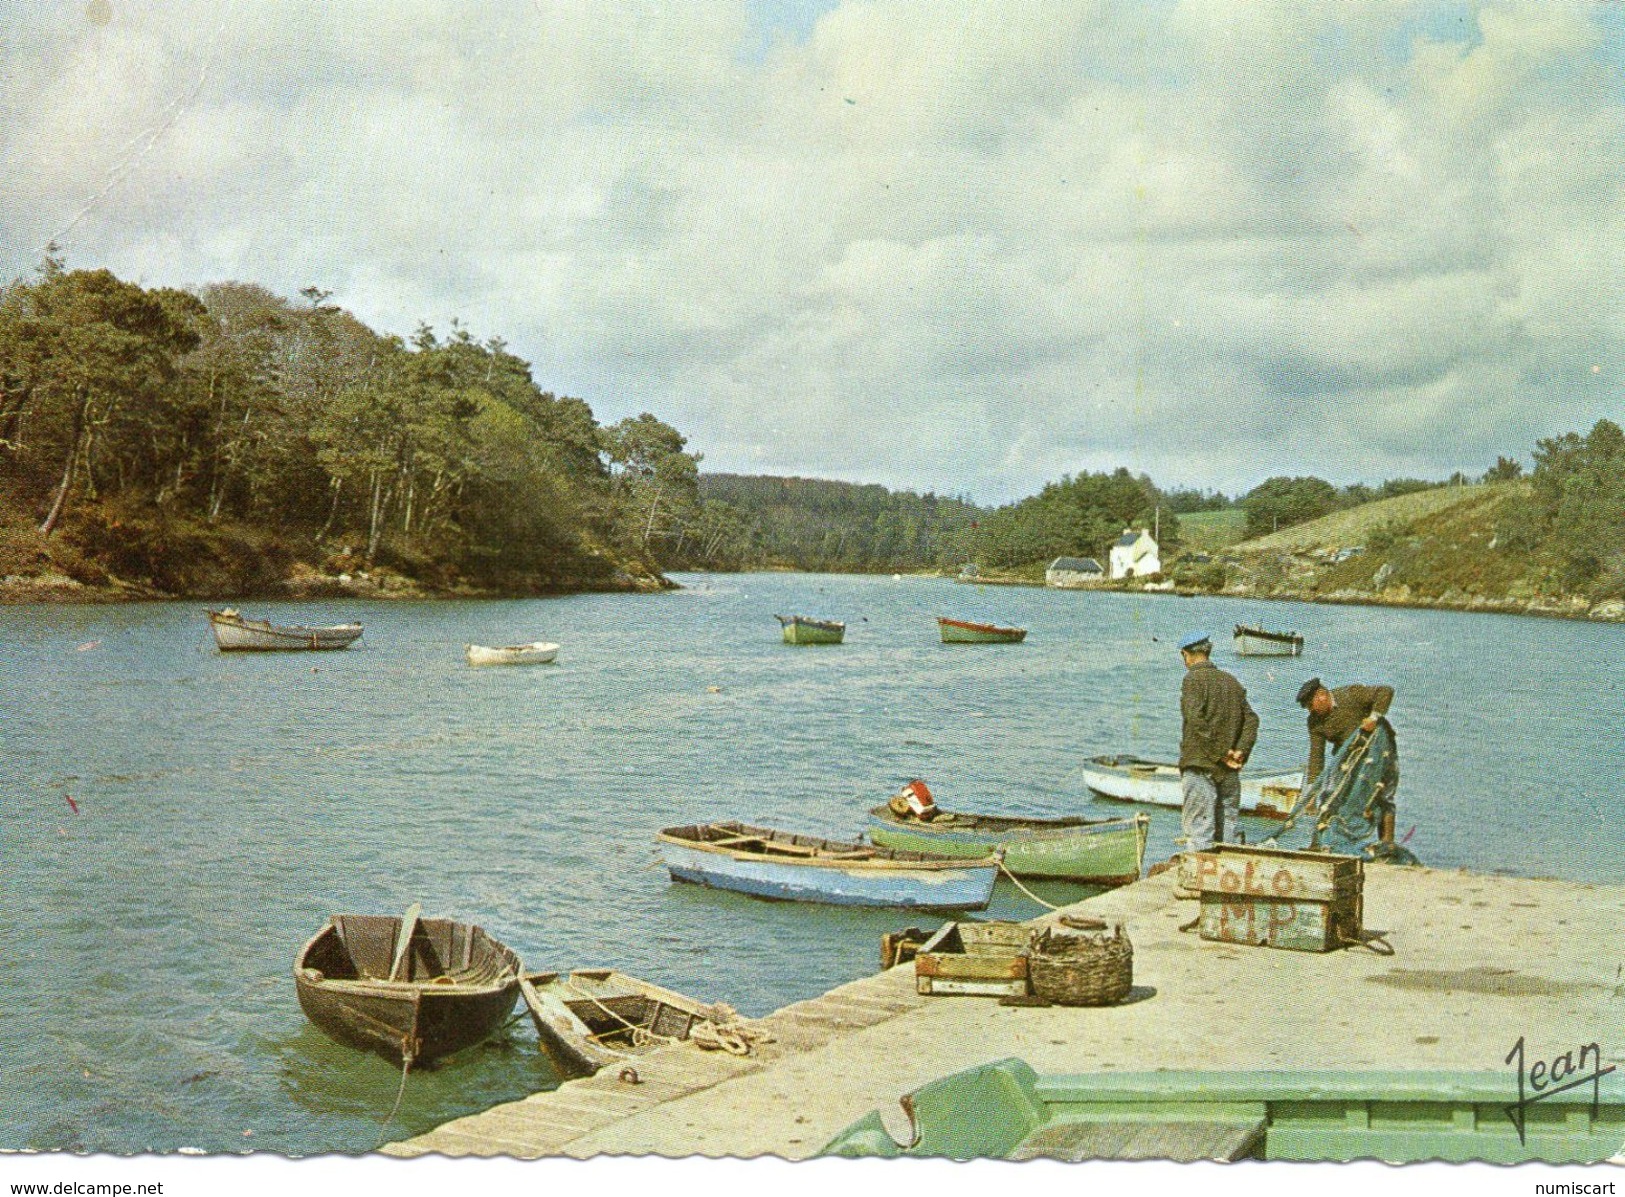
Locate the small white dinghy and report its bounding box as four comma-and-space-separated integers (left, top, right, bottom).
465, 641, 559, 666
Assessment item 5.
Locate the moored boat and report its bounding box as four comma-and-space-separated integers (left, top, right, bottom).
937, 617, 1027, 644
207, 608, 362, 652
1080, 755, 1303, 819
293, 906, 521, 1067
466, 641, 559, 666
519, 968, 725, 1078
1234, 624, 1305, 656
657, 821, 999, 910
867, 806, 1149, 885
775, 614, 846, 644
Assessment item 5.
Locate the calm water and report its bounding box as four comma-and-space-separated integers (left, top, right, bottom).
2, 574, 1621, 1154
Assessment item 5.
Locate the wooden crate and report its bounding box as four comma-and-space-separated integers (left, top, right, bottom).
1192, 845, 1363, 953
915, 921, 1032, 996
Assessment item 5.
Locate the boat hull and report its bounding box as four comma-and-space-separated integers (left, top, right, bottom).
657, 830, 997, 910
1234, 625, 1304, 656
520, 969, 720, 1079
208, 610, 362, 651
777, 615, 845, 644
466, 642, 559, 665
938, 618, 1027, 644
866, 809, 1149, 884
1080, 756, 1303, 819
293, 917, 520, 1067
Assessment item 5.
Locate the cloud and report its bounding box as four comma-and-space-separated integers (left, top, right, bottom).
1, 1, 1620, 503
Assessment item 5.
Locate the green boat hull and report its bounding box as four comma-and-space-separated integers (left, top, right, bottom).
867, 810, 1148, 884
823, 1058, 1625, 1163
777, 615, 845, 644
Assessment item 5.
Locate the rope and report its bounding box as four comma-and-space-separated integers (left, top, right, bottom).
375, 1047, 413, 1149
997, 858, 1061, 911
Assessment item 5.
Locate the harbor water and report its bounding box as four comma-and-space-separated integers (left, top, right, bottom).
2, 573, 1621, 1154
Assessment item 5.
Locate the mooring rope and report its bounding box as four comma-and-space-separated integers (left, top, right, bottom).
375, 1048, 413, 1149
997, 858, 1062, 911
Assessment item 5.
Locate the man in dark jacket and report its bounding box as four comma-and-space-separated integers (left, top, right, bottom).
1296, 677, 1398, 840
1178, 631, 1259, 853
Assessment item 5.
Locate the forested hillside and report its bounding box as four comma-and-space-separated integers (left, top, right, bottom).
0, 260, 699, 598
689, 474, 981, 572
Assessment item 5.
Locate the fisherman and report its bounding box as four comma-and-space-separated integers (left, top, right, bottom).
1296, 677, 1397, 842
1177, 631, 1259, 853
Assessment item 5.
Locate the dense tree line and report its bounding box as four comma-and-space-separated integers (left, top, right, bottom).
686, 474, 980, 572
971, 469, 1175, 571
0, 259, 697, 592
1497, 419, 1625, 596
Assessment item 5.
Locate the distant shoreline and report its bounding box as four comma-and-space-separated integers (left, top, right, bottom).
5, 566, 1622, 627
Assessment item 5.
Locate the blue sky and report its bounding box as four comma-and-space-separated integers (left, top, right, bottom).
2, 1, 1621, 503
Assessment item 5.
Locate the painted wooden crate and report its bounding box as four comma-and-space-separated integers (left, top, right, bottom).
915, 920, 1033, 996
1193, 845, 1363, 953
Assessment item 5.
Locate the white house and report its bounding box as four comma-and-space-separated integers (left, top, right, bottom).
1108, 529, 1161, 579
1046, 556, 1105, 588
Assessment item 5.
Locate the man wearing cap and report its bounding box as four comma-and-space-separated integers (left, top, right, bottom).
1178, 632, 1259, 853
1296, 677, 1398, 839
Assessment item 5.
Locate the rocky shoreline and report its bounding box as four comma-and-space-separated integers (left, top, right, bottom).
0, 562, 673, 605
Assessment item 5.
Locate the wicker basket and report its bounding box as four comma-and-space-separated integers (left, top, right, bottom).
1028, 923, 1133, 1006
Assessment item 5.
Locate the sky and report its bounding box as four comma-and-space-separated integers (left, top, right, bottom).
1, 0, 1621, 505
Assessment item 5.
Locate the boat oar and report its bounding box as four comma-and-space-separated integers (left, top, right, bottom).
389, 902, 422, 983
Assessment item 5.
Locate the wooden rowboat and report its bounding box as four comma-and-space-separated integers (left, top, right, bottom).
775, 614, 845, 644
1080, 755, 1303, 820
207, 608, 362, 651
519, 968, 724, 1078
293, 906, 521, 1067
465, 641, 559, 666
937, 617, 1027, 644
657, 821, 1000, 910
867, 806, 1149, 885
1234, 623, 1305, 656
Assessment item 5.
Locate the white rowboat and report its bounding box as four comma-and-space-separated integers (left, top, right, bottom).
1080, 754, 1304, 820
466, 641, 559, 666
207, 608, 362, 652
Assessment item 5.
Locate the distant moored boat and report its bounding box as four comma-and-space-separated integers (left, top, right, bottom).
1234, 624, 1305, 656
937, 617, 1027, 644
466, 641, 559, 666
207, 608, 362, 651
776, 614, 846, 644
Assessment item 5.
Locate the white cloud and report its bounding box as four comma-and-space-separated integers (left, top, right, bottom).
1, 0, 1620, 503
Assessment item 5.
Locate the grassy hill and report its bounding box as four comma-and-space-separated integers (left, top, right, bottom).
1205, 480, 1622, 620
1235, 483, 1500, 554
1176, 509, 1249, 552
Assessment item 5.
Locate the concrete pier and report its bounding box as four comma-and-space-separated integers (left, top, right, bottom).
383, 865, 1625, 1160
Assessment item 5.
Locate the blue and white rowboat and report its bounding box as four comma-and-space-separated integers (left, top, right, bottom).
657, 821, 999, 911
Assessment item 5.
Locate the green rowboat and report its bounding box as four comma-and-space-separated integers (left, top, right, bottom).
937, 617, 1026, 644
776, 614, 846, 645
823, 1057, 1625, 1163
867, 806, 1148, 884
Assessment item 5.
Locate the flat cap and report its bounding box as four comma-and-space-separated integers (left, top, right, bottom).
1178, 631, 1212, 652
1295, 677, 1324, 707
